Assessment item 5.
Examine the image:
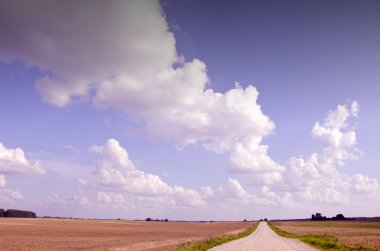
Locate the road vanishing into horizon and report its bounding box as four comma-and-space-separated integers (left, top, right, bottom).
209, 222, 319, 251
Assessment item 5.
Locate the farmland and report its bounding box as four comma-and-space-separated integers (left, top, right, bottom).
271, 220, 380, 251
0, 218, 252, 251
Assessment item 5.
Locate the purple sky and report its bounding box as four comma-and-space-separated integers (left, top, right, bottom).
0, 0, 379, 220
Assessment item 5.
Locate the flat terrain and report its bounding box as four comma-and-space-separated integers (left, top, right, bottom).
210, 222, 318, 251
0, 218, 252, 251
271, 220, 380, 251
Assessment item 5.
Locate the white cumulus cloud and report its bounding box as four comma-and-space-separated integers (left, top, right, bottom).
92, 138, 206, 208
0, 0, 280, 184
311, 101, 361, 169
0, 142, 44, 175
0, 142, 44, 205
279, 101, 380, 205
0, 0, 177, 107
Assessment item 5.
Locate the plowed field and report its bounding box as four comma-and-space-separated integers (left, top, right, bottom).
0, 218, 252, 251
271, 220, 380, 250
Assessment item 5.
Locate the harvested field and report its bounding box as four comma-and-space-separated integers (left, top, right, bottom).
0, 218, 253, 251
271, 221, 380, 251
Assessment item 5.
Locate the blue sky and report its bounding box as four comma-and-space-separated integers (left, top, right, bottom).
0, 0, 379, 220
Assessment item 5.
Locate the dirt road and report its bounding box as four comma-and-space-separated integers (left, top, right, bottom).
209, 222, 319, 251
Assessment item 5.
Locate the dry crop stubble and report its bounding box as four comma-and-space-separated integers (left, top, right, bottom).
271, 221, 380, 251
0, 218, 252, 251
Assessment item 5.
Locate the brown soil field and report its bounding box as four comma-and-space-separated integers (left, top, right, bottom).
0, 218, 252, 251
271, 220, 380, 250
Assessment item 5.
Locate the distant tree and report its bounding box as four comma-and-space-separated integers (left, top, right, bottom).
264, 218, 268, 221
312, 213, 323, 221
243, 219, 247, 222
333, 214, 345, 220
145, 217, 152, 221
312, 212, 338, 221
164, 219, 168, 222
0, 209, 4, 217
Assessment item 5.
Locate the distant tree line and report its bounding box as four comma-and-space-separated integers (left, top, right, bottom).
0, 209, 37, 218
145, 217, 168, 222
311, 212, 345, 221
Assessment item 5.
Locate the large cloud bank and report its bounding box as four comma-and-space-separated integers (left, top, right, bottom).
0, 0, 281, 185
89, 138, 276, 213
86, 100, 379, 213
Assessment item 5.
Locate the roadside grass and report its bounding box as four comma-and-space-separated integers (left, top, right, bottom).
268, 222, 373, 251
173, 222, 259, 251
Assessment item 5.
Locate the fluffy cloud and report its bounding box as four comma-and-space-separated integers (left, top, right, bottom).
0, 0, 279, 185
229, 137, 284, 185
0, 142, 44, 204
0, 143, 44, 175
215, 178, 250, 200
90, 139, 285, 211
311, 101, 360, 167
280, 101, 379, 205
92, 138, 206, 208
0, 0, 176, 107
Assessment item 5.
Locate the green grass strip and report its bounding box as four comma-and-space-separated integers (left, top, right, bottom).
268, 222, 373, 251
172, 222, 259, 251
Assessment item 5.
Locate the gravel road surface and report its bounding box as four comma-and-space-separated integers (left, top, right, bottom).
209, 222, 319, 251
